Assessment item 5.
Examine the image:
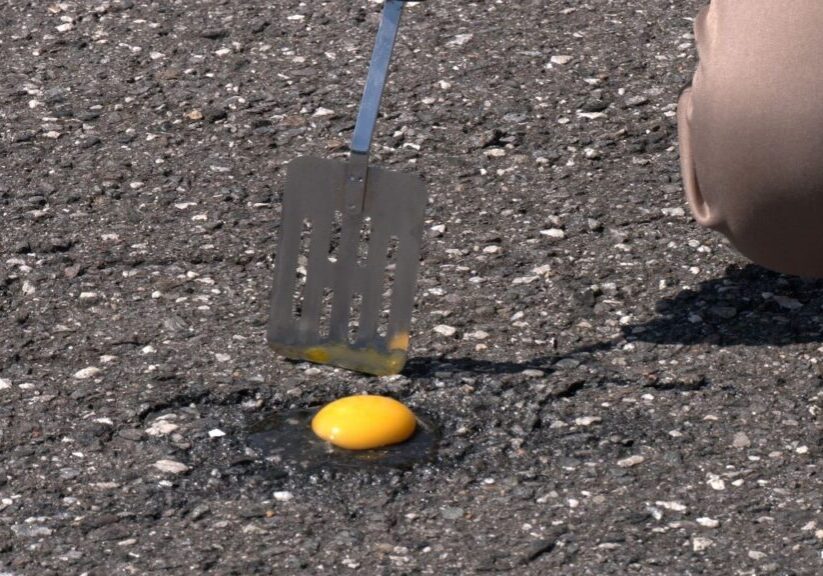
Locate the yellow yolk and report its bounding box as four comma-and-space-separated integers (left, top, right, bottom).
311, 395, 417, 450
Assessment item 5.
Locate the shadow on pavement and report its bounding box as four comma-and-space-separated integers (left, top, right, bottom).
626, 264, 823, 346
404, 340, 617, 378
406, 264, 823, 378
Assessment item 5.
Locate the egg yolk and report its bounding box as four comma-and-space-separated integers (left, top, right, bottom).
311, 395, 417, 450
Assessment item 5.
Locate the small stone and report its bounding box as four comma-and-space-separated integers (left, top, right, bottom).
587, 218, 603, 231
0, 378, 10, 391
208, 429, 226, 438
118, 429, 144, 442
441, 506, 464, 520
312, 107, 335, 117
153, 460, 189, 474
550, 55, 573, 65
692, 537, 713, 552
512, 276, 539, 285
146, 420, 179, 437
447, 33, 473, 47
540, 228, 565, 239
661, 206, 686, 217
521, 538, 557, 564
773, 295, 802, 310
64, 264, 81, 278
434, 325, 457, 337
185, 109, 204, 121
190, 505, 211, 521
12, 524, 53, 537
577, 111, 607, 120
732, 432, 751, 449
617, 455, 645, 468
697, 517, 720, 528
707, 474, 725, 491
574, 416, 601, 427
625, 95, 650, 107
554, 358, 580, 369
273, 491, 293, 502
748, 550, 767, 560
200, 28, 228, 39
466, 330, 489, 340
502, 112, 528, 123
484, 148, 506, 158
73, 367, 101, 379
655, 501, 687, 513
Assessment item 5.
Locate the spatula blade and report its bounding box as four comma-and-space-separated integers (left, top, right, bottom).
268, 156, 426, 376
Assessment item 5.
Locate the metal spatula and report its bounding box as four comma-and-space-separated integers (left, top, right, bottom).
268, 0, 427, 376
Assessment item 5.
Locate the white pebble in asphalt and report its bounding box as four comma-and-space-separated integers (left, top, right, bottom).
434, 325, 457, 337
146, 420, 179, 437
153, 460, 189, 474
692, 537, 713, 552
617, 455, 645, 468
707, 474, 726, 491
73, 367, 101, 379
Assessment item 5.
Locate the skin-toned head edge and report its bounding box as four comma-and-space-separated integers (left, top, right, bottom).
677, 1, 823, 278
677, 86, 723, 232
678, 84, 823, 279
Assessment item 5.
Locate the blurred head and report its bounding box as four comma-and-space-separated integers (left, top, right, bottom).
677, 1, 823, 277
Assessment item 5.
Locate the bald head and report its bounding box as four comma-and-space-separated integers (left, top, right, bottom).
679, 0, 823, 276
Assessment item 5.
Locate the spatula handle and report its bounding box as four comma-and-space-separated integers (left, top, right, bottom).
350, 0, 409, 155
